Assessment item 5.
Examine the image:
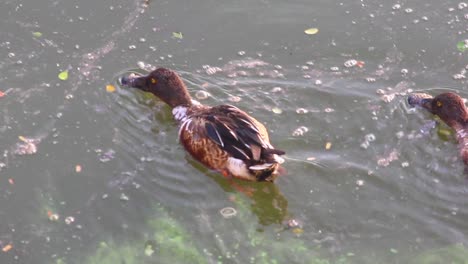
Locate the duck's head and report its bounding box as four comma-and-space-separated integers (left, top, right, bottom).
408, 92, 468, 129
120, 67, 192, 108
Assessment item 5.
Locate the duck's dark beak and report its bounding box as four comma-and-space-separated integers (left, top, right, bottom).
119, 73, 148, 91
408, 93, 434, 113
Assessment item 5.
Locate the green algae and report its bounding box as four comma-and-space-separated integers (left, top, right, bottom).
409, 244, 468, 264
84, 205, 206, 264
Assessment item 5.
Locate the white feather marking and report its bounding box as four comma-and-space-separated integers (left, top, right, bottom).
178, 118, 192, 139
249, 163, 273, 170
273, 154, 285, 164
227, 157, 252, 179
172, 106, 188, 122
232, 145, 250, 159
213, 126, 224, 147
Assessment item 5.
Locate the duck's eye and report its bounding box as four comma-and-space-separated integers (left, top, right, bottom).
150, 78, 157, 84
436, 101, 442, 107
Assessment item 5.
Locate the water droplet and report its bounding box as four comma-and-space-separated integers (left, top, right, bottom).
195, 90, 210, 100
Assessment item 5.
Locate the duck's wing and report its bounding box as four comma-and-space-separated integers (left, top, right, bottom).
181, 105, 285, 164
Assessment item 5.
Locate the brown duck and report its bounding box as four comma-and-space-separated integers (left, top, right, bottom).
408, 92, 468, 171
120, 68, 285, 182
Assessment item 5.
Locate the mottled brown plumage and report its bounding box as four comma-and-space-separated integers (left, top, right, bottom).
121, 68, 285, 181
408, 92, 468, 173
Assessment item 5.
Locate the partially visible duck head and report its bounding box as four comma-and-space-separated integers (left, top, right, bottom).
120, 68, 192, 108
408, 92, 468, 129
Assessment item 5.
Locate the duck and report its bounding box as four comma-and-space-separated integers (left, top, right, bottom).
408, 92, 468, 171
120, 68, 285, 182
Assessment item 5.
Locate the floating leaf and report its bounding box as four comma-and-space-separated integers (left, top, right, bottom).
2, 244, 12, 252
457, 41, 467, 52
172, 32, 183, 39
272, 107, 283, 114
32, 31, 43, 38
304, 28, 319, 35
58, 71, 69, 81
144, 243, 155, 256
106, 84, 116, 93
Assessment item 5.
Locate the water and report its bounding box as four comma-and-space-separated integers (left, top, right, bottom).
0, 0, 467, 263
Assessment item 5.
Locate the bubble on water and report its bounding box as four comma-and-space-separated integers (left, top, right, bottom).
205, 66, 222, 75
453, 73, 466, 80
405, 8, 413, 13
228, 96, 241, 102
120, 193, 129, 201
220, 207, 237, 218
401, 161, 409, 168
237, 51, 246, 56
8, 52, 15, 58
344, 59, 357, 68
324, 108, 335, 113
366, 77, 376, 83
139, 38, 146, 43
360, 141, 369, 149
128, 45, 136, 50
195, 90, 210, 100
392, 4, 401, 10
315, 79, 322, 85
395, 131, 405, 139
306, 61, 314, 66
465, 13, 468, 19
365, 134, 376, 142
421, 16, 429, 21
271, 87, 283, 93
99, 149, 115, 163
458, 2, 467, 9
330, 66, 340, 72
292, 126, 308, 136
356, 180, 364, 186
401, 68, 408, 75
296, 108, 308, 114
303, 74, 311, 79
274, 65, 283, 70
301, 65, 309, 70
65, 216, 75, 225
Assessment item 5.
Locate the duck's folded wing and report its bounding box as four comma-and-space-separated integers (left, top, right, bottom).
186, 105, 285, 163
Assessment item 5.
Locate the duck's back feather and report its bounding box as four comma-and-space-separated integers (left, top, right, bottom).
179, 104, 285, 180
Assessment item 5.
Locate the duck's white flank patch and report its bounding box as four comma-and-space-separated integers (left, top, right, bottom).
227, 157, 251, 179
172, 106, 188, 122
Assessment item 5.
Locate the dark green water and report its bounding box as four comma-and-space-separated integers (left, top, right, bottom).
0, 0, 467, 263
